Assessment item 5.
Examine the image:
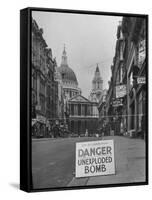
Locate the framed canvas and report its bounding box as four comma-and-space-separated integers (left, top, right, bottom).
20, 7, 148, 192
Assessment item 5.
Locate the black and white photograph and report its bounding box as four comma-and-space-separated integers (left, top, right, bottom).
30, 9, 148, 190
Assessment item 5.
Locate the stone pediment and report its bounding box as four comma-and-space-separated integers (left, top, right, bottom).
69, 95, 90, 103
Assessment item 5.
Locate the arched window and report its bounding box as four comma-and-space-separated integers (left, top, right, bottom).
98, 82, 100, 89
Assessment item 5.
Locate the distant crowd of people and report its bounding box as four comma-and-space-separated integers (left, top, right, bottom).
51, 123, 69, 138
32, 120, 110, 138
32, 120, 70, 138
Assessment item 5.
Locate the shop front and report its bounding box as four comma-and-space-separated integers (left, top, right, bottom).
32, 115, 47, 137
136, 87, 146, 139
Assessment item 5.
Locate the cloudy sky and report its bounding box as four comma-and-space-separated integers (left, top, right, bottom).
32, 11, 121, 98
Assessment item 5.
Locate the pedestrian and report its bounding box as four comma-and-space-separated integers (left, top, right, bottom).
141, 115, 145, 139
85, 129, 88, 137
53, 123, 60, 138
78, 131, 80, 137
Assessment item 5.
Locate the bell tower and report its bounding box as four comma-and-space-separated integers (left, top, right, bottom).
89, 64, 103, 102
92, 64, 103, 91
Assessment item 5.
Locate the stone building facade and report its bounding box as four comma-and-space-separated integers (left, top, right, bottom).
122, 17, 147, 138
105, 17, 147, 138
68, 95, 99, 136
89, 64, 103, 103
56, 47, 99, 136
31, 19, 59, 137
57, 46, 81, 100
98, 89, 107, 135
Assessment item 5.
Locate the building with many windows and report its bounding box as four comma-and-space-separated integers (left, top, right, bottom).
31, 18, 59, 137
121, 17, 146, 138
105, 17, 147, 139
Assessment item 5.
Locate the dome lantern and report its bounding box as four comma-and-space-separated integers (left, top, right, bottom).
61, 44, 68, 66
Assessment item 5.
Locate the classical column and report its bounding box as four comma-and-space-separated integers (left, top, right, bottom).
80, 104, 82, 116
81, 104, 84, 116
74, 104, 77, 116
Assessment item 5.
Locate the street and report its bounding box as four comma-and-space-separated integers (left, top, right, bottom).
32, 136, 145, 189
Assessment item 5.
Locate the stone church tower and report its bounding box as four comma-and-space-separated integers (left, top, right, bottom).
89, 64, 103, 103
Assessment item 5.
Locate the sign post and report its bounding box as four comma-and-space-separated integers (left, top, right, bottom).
75, 140, 115, 178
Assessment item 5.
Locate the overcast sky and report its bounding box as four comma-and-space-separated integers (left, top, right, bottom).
32, 11, 122, 98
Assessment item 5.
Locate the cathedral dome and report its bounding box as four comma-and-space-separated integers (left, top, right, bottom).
57, 46, 80, 100
58, 46, 78, 86
58, 65, 78, 85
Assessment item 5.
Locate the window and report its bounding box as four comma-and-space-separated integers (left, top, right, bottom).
71, 121, 74, 132
62, 73, 65, 79
40, 95, 45, 113
71, 104, 74, 116
97, 82, 100, 89
40, 78, 45, 95
32, 72, 37, 90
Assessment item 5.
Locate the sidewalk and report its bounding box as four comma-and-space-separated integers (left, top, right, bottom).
32, 137, 71, 142
68, 136, 145, 186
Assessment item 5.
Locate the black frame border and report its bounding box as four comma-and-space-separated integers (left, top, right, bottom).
20, 7, 148, 192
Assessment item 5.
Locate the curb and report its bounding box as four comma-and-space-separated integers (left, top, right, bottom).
67, 176, 89, 187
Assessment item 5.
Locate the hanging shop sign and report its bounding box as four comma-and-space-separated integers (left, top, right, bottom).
137, 76, 146, 84
32, 119, 37, 126
138, 39, 146, 68
75, 140, 115, 178
112, 98, 123, 107
116, 84, 126, 98
36, 105, 41, 111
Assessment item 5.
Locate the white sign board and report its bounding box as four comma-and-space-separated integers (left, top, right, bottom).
112, 99, 123, 107
116, 85, 126, 98
75, 140, 115, 178
137, 77, 146, 84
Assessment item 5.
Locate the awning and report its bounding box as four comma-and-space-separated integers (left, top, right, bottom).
32, 119, 37, 126
32, 119, 46, 126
